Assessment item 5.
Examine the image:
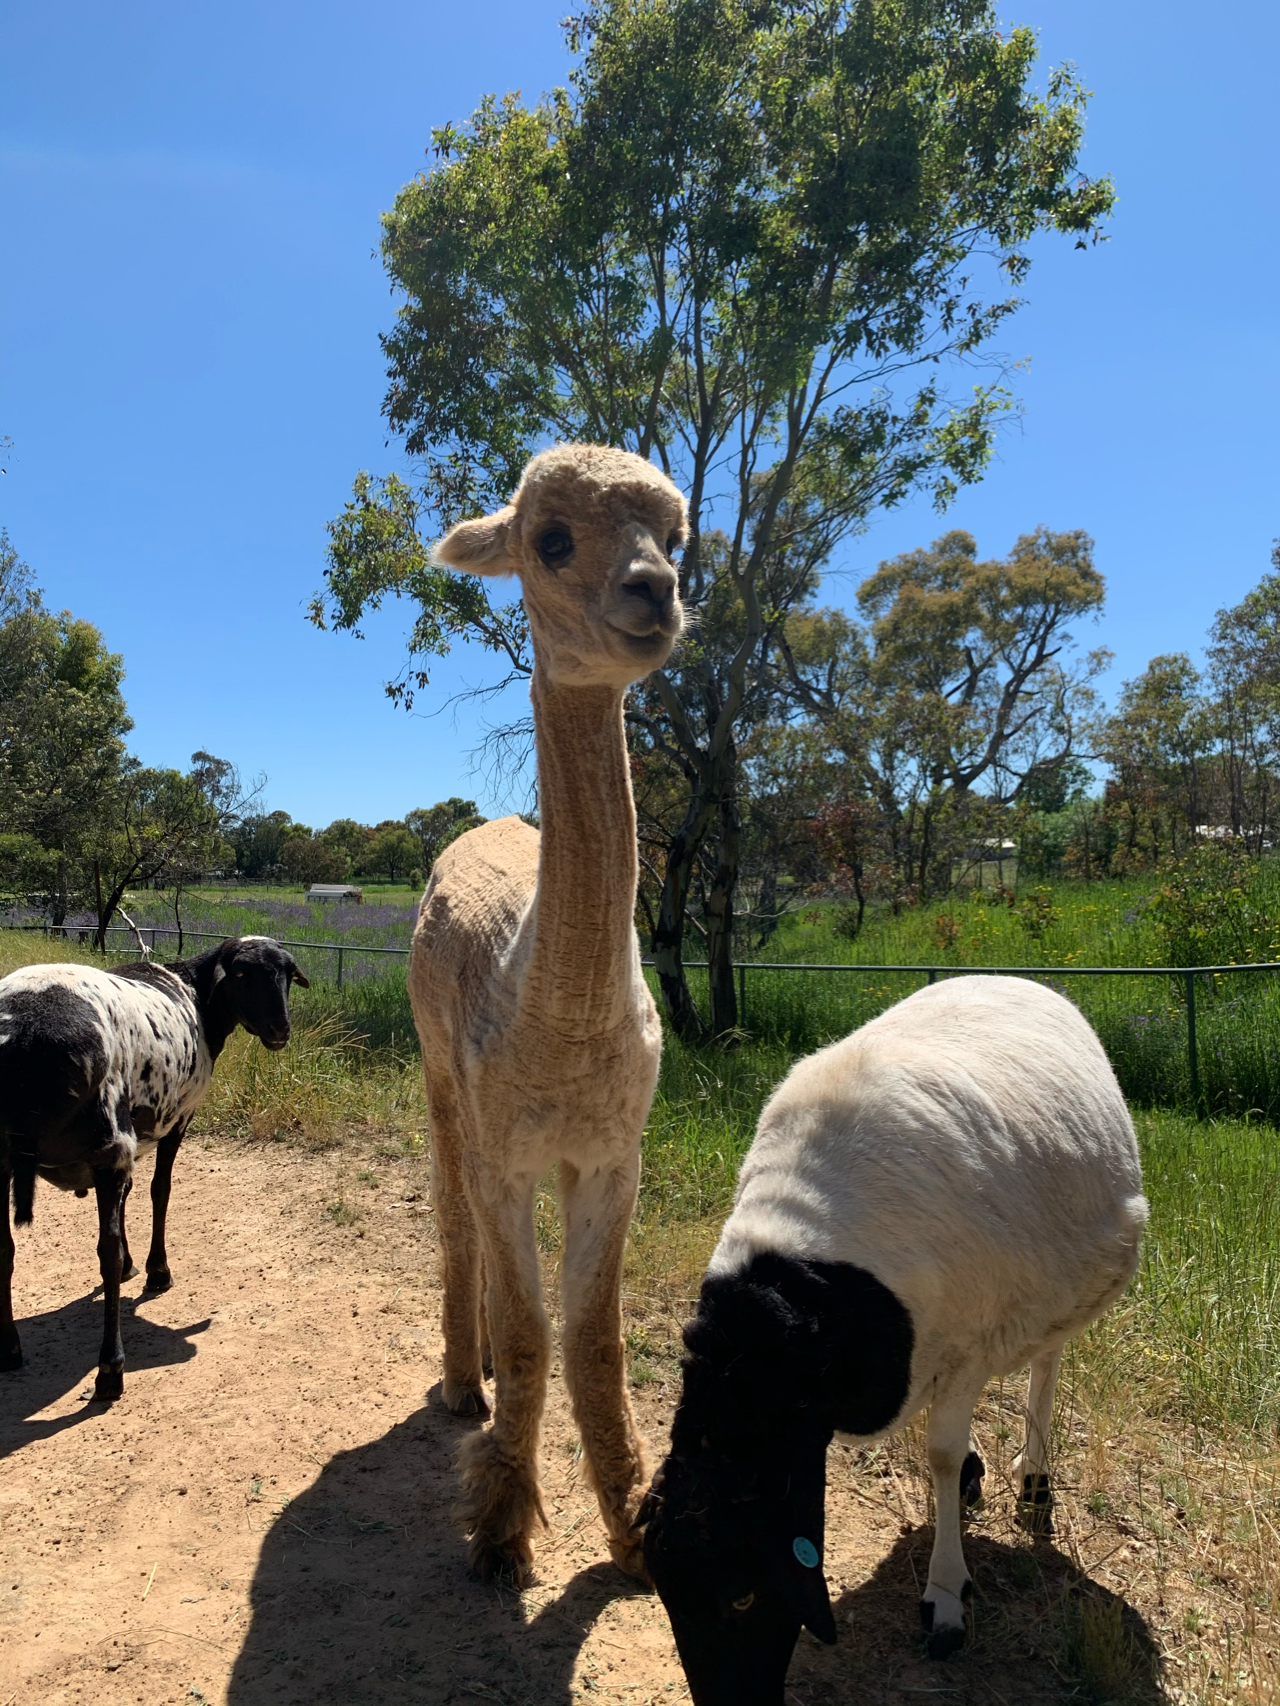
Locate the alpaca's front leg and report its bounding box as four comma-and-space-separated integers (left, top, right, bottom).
559, 1150, 648, 1580
427, 1077, 489, 1414
459, 1167, 551, 1584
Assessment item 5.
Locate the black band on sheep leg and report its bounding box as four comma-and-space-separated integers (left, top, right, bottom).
93, 1167, 128, 1400
960, 1450, 985, 1508
1016, 1472, 1054, 1535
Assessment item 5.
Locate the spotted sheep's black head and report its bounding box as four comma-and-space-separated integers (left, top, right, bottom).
211, 936, 309, 1050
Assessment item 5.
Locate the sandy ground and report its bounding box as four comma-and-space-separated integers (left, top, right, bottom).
1, 1135, 1162, 1706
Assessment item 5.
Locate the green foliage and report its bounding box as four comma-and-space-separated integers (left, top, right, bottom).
404, 798, 486, 871
315, 0, 1114, 1038
1147, 842, 1280, 968
0, 538, 133, 914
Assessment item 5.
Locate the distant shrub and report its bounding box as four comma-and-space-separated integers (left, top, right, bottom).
1148, 842, 1280, 969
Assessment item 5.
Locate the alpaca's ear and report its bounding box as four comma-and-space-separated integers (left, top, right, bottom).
434, 505, 518, 577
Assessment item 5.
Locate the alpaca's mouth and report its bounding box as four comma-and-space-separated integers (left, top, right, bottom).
607, 608, 684, 648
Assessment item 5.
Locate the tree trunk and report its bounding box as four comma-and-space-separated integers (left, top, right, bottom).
703, 746, 741, 1038
51, 863, 68, 930
755, 864, 779, 951
93, 859, 107, 950
653, 780, 718, 1044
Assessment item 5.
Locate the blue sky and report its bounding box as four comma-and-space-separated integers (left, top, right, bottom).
2, 2, 1277, 824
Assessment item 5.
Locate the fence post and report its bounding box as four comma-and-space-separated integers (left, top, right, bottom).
337, 946, 344, 991
927, 968, 937, 985
738, 963, 747, 1029
1184, 970, 1202, 1115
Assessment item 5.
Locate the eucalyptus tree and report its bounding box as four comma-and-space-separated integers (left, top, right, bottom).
312, 0, 1113, 1038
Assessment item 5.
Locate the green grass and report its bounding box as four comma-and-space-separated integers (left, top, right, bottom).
3, 912, 1277, 1438
1093, 1109, 1280, 1438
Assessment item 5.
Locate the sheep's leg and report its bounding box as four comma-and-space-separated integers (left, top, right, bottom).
921, 1383, 984, 1658
457, 1169, 550, 1586
144, 1125, 185, 1293
119, 1176, 139, 1281
0, 1166, 21, 1371
559, 1152, 647, 1580
92, 1167, 129, 1401
427, 1079, 489, 1415
1012, 1342, 1063, 1535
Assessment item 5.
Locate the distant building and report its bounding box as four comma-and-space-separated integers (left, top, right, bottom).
307, 884, 363, 904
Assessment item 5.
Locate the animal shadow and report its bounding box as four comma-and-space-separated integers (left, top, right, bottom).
786, 1526, 1167, 1705
0, 1283, 209, 1455
227, 1401, 648, 1706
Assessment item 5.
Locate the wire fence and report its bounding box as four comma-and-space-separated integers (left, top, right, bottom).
8, 920, 1277, 1115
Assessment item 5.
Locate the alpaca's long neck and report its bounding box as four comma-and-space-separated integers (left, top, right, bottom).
525, 669, 641, 1034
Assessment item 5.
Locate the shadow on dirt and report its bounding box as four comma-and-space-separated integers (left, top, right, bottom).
226, 1394, 648, 1706
0, 1285, 209, 1455
787, 1524, 1167, 1705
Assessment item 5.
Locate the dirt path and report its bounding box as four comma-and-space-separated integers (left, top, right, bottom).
2, 1137, 1157, 1706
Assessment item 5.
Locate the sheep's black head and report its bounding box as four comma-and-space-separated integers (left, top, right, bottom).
640, 1429, 835, 1706
210, 936, 309, 1050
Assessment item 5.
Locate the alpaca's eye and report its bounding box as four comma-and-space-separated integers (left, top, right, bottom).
666, 534, 680, 558
731, 1593, 755, 1612
538, 527, 573, 566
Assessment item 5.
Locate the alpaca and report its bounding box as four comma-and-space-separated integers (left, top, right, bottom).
409, 444, 687, 1584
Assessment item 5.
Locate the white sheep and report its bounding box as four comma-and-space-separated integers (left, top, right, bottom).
640, 974, 1148, 1706
0, 936, 309, 1399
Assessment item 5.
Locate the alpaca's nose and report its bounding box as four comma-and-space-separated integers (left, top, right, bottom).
620, 563, 678, 615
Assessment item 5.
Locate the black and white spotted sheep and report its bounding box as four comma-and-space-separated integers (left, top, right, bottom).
639, 975, 1149, 1706
0, 935, 308, 1399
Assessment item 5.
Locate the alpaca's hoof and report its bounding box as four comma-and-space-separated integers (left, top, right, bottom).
468, 1532, 534, 1588
960, 1449, 985, 1508
144, 1267, 173, 1294
94, 1364, 124, 1401
121, 1260, 140, 1281
920, 1582, 969, 1659
443, 1380, 490, 1418
0, 1341, 23, 1373
1016, 1472, 1054, 1535
608, 1530, 652, 1585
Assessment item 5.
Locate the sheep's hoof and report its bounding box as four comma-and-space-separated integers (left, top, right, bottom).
0, 1342, 23, 1372
920, 1583, 970, 1659
1016, 1473, 1054, 1536
960, 1449, 985, 1508
94, 1364, 124, 1401
443, 1380, 490, 1418
144, 1267, 173, 1294
468, 1532, 533, 1588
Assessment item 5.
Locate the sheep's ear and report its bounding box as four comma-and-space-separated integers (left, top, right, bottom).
775, 1540, 836, 1646
287, 956, 310, 989
435, 505, 518, 577
210, 963, 227, 988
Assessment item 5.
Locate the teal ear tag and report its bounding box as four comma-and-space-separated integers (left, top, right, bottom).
792, 1536, 820, 1569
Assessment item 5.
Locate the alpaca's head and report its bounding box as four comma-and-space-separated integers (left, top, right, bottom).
434, 445, 687, 688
